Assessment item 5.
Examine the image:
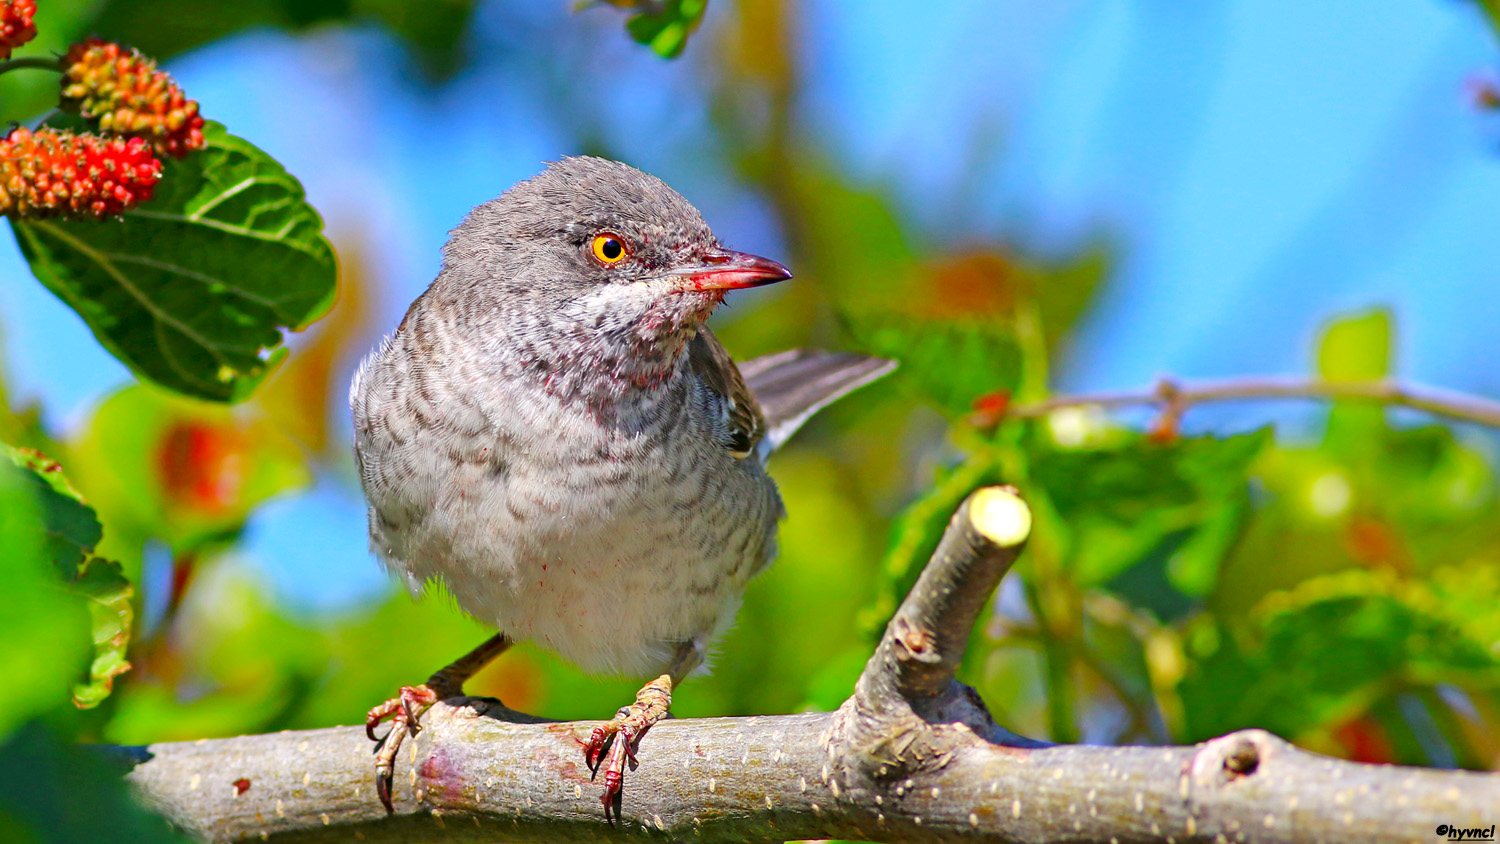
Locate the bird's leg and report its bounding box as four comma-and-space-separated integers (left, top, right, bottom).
366, 633, 511, 812
586, 641, 701, 824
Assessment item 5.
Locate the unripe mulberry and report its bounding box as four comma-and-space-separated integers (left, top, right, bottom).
60, 38, 206, 158
0, 127, 163, 219
0, 0, 37, 60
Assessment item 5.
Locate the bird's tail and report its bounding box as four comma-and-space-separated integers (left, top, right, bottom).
740, 349, 896, 454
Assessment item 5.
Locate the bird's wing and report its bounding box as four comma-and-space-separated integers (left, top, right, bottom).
688, 329, 765, 460
738, 348, 897, 454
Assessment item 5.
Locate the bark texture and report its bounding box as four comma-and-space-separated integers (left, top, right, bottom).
120, 487, 1500, 843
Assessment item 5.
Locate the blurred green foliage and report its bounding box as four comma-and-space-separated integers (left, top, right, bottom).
0, 725, 184, 843
0, 451, 178, 843
86, 0, 479, 73
0, 450, 92, 738
606, 0, 709, 58
0, 445, 133, 712
0, 0, 479, 119
1481, 0, 1500, 41
0, 0, 1497, 838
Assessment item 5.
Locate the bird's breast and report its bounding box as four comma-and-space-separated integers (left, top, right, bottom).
356, 351, 782, 676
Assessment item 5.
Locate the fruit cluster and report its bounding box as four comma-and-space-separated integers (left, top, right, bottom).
0, 127, 163, 218
0, 9, 206, 219
0, 0, 36, 60
61, 37, 206, 158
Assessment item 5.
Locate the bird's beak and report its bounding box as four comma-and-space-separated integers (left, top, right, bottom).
663, 249, 792, 293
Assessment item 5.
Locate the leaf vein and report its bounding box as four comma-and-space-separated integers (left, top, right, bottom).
127, 207, 323, 254
102, 252, 285, 309
30, 222, 238, 369
187, 176, 259, 220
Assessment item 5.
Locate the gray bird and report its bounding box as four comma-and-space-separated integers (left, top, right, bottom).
350, 156, 894, 819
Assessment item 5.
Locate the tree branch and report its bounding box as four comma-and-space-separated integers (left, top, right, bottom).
1000, 376, 1500, 430
120, 487, 1500, 843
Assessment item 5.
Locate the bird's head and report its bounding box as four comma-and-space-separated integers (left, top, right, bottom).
439, 157, 790, 383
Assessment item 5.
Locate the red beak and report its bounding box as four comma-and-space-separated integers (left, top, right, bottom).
666, 248, 793, 292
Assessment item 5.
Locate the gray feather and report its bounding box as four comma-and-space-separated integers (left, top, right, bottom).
741, 349, 897, 453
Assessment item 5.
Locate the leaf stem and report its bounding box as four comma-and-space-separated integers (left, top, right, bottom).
1023, 577, 1078, 744
1003, 376, 1500, 430
1074, 644, 1167, 743
1013, 298, 1050, 404
0, 56, 62, 76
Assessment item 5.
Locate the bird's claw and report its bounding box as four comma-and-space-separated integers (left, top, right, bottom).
585, 724, 608, 769
583, 676, 672, 825
587, 721, 643, 826
365, 684, 441, 813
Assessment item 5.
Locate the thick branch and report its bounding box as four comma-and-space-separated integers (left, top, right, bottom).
123, 709, 1500, 844
121, 487, 1500, 843
1004, 376, 1500, 429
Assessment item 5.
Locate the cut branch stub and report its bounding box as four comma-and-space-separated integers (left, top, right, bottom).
837, 485, 1038, 779
860, 485, 1031, 705
891, 486, 1031, 701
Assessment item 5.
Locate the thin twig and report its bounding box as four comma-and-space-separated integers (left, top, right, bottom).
1005, 376, 1500, 430
0, 56, 61, 75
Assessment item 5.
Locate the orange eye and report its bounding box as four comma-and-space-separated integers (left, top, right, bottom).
591, 233, 628, 265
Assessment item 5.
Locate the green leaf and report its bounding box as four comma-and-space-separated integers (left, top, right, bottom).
1316, 308, 1392, 382
1371, 426, 1496, 563
103, 566, 331, 743
4, 445, 101, 571
850, 315, 1025, 419
788, 164, 920, 297
71, 557, 135, 708
1316, 308, 1392, 455
1178, 570, 1500, 746
1030, 430, 1270, 604
9, 121, 337, 403
616, 0, 708, 58
0, 445, 134, 709
0, 456, 91, 738
352, 0, 482, 75
1429, 559, 1500, 656
1031, 243, 1111, 351
1165, 492, 1248, 597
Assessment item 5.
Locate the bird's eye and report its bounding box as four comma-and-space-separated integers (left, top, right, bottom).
591, 233, 628, 265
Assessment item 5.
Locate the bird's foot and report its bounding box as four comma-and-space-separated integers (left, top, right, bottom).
363, 634, 512, 813
366, 681, 453, 812
585, 673, 673, 825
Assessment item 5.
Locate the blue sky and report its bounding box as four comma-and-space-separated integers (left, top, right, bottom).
2, 0, 1497, 612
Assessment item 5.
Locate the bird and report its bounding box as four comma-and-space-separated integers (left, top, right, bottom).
349, 156, 894, 821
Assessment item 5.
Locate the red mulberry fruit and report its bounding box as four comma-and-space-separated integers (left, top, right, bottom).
0, 126, 163, 219
0, 0, 37, 60
61, 38, 206, 158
